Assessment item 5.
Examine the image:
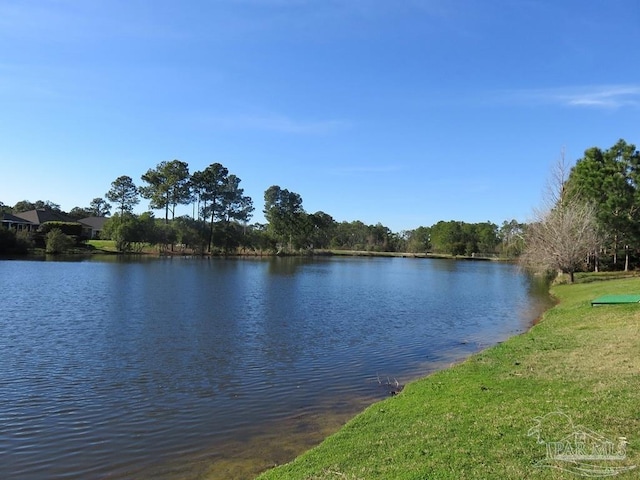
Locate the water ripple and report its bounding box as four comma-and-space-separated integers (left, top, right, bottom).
0, 257, 550, 479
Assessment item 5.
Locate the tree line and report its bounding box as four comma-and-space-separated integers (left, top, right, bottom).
4, 139, 639, 270
1, 158, 522, 256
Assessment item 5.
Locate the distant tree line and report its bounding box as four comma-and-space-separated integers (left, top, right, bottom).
96, 160, 523, 255
5, 140, 639, 267
0, 158, 527, 256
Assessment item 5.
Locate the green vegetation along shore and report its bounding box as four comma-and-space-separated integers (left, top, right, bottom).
256, 274, 640, 479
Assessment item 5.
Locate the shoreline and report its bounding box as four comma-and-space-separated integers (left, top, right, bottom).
254, 273, 640, 479
2, 247, 512, 262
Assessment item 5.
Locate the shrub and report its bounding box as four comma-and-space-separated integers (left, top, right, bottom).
14, 230, 33, 253
0, 228, 31, 254
39, 221, 83, 238
45, 228, 73, 254
0, 228, 17, 253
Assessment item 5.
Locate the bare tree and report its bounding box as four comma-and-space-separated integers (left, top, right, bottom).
520, 153, 601, 283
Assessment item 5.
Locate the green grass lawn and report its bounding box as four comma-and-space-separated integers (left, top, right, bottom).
85, 240, 157, 254
86, 239, 119, 252
255, 274, 640, 479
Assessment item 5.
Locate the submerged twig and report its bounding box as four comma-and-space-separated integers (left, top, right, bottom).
376, 373, 404, 395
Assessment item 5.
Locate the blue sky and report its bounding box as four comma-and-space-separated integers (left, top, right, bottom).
1, 0, 639, 232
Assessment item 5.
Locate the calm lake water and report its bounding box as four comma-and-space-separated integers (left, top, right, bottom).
0, 256, 550, 479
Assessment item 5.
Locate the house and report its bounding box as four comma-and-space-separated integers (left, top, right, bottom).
3, 209, 110, 239
79, 216, 109, 239
13, 208, 79, 226
1, 213, 36, 232
12, 209, 92, 238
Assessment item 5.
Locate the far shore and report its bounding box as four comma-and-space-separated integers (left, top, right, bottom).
5, 240, 509, 262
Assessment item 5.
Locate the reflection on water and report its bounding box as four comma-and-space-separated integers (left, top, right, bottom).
0, 256, 550, 479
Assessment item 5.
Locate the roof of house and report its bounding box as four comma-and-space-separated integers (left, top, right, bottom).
79, 216, 109, 229
1, 213, 35, 225
13, 209, 78, 225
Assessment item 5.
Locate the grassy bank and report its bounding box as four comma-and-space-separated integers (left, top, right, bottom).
86, 239, 119, 252
256, 274, 640, 479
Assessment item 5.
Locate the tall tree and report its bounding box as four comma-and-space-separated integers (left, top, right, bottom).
430, 220, 465, 255
367, 223, 393, 252
567, 139, 640, 270
521, 157, 601, 283
217, 174, 254, 252
89, 197, 112, 217
263, 185, 306, 253
192, 163, 229, 251
139, 160, 191, 223
405, 226, 431, 253
191, 163, 254, 252
499, 219, 525, 257
34, 200, 61, 212
106, 175, 139, 218
193, 163, 228, 216
220, 174, 254, 224
475, 222, 499, 255
308, 211, 336, 250
13, 200, 61, 213
12, 200, 36, 213
68, 207, 93, 219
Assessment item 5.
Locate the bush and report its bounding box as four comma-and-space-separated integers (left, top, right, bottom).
45, 228, 73, 254
39, 221, 84, 238
0, 228, 31, 254
0, 228, 17, 253
15, 230, 33, 253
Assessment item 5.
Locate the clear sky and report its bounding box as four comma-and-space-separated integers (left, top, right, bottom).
1, 1, 639, 232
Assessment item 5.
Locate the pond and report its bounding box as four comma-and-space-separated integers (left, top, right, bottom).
0, 256, 550, 479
